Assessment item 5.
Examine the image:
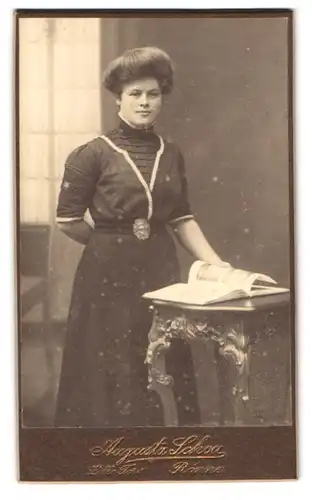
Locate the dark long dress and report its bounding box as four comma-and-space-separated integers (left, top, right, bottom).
55, 119, 200, 427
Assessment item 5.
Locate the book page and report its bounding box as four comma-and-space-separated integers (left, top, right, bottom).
223, 269, 277, 293
189, 261, 277, 293
142, 280, 245, 305
249, 285, 290, 297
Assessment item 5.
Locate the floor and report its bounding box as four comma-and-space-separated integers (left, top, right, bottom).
20, 322, 65, 427
20, 317, 292, 428
20, 320, 222, 427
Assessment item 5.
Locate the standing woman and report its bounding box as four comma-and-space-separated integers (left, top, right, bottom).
55, 46, 230, 427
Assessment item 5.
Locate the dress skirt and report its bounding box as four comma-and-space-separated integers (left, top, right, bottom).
54, 226, 200, 427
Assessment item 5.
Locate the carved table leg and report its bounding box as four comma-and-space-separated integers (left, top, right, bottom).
145, 309, 178, 426
213, 320, 251, 425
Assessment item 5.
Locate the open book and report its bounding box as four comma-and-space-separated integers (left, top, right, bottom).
142, 260, 290, 306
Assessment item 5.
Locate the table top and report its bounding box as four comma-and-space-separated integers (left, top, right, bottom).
144, 290, 291, 313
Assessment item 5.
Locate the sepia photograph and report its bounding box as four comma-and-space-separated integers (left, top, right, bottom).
16, 9, 296, 481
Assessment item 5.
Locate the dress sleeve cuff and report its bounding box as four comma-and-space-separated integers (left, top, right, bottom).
56, 216, 84, 223
167, 214, 194, 225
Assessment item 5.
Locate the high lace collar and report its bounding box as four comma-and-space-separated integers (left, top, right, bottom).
117, 113, 156, 137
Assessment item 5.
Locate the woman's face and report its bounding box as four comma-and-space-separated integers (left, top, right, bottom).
117, 77, 162, 128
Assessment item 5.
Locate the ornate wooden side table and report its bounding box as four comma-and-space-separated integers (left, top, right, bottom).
144, 292, 291, 426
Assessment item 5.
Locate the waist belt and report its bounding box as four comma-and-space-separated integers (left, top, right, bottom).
94, 220, 167, 234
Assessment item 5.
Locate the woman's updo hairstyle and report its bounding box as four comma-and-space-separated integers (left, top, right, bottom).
103, 46, 174, 96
